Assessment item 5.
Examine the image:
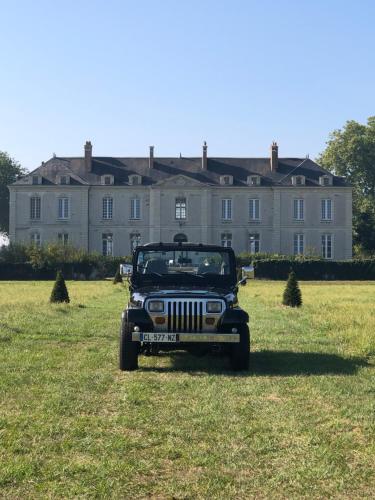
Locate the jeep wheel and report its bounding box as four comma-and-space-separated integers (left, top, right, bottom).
230, 324, 250, 371
119, 317, 139, 371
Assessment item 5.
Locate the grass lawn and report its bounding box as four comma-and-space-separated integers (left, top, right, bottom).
0, 280, 374, 499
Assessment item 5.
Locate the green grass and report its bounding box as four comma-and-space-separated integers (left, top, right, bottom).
0, 280, 374, 499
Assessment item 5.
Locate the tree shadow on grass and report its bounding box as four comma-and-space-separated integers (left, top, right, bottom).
139, 350, 368, 376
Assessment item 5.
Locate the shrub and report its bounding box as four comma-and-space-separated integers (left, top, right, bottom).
282, 271, 302, 307
50, 271, 70, 303
113, 268, 123, 284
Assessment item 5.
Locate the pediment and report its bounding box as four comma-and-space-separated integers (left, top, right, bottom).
155, 174, 205, 187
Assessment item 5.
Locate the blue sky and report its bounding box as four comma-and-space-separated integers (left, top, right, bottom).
0, 0, 374, 169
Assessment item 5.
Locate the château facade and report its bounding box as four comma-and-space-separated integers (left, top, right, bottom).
8, 141, 352, 259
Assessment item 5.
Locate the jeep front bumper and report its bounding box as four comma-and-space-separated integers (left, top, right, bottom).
132, 331, 240, 343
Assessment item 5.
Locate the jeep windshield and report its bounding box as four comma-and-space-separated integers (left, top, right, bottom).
132, 246, 237, 288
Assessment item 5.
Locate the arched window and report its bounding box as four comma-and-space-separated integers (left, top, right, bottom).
173, 233, 188, 243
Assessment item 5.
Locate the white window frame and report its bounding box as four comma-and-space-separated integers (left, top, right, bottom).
129, 175, 142, 186
293, 199, 304, 221
221, 199, 232, 221
292, 175, 305, 186
175, 197, 187, 220
293, 233, 304, 255
249, 233, 260, 254
30, 232, 41, 247
221, 233, 232, 247
30, 196, 41, 220
32, 175, 41, 185
58, 197, 70, 220
58, 175, 69, 185
58, 233, 69, 245
220, 175, 233, 185
321, 199, 333, 221
102, 233, 113, 256
249, 199, 260, 221
321, 234, 333, 259
247, 175, 261, 186
320, 175, 332, 186
130, 198, 141, 220
101, 175, 114, 186
102, 197, 113, 220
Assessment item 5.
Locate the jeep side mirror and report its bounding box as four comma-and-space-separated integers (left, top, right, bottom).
120, 264, 133, 276
241, 265, 254, 280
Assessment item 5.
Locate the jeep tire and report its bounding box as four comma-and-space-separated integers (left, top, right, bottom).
230, 324, 250, 371
119, 316, 139, 371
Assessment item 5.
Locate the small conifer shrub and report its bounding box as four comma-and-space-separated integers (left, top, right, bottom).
282, 270, 302, 307
50, 271, 70, 303
113, 268, 123, 284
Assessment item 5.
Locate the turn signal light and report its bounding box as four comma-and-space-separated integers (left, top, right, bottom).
205, 317, 215, 325
155, 317, 165, 325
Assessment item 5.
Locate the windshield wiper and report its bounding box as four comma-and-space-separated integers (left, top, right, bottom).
173, 270, 205, 278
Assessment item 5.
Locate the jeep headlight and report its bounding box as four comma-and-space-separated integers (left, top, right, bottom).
206, 301, 222, 313
148, 300, 164, 312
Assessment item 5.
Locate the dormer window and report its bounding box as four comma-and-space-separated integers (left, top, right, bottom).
220, 175, 233, 186
31, 175, 42, 185
101, 175, 114, 186
58, 175, 70, 185
129, 175, 142, 186
292, 175, 305, 186
247, 175, 261, 186
319, 175, 332, 186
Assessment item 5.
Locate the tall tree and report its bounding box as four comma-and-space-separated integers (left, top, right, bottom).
0, 152, 26, 235
318, 117, 375, 255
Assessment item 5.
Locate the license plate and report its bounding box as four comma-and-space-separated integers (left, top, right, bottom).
140, 333, 179, 343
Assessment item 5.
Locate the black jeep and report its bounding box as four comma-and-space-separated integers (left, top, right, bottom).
119, 243, 250, 371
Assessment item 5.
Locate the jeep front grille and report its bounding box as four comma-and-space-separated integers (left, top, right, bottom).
167, 300, 203, 332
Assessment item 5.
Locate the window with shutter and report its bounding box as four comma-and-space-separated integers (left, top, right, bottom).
321, 234, 333, 259
293, 233, 304, 255
58, 197, 70, 219
249, 199, 260, 220
222, 199, 232, 220
130, 198, 141, 220
321, 199, 332, 221
30, 197, 41, 220
102, 197, 113, 219
293, 199, 304, 220
249, 233, 260, 254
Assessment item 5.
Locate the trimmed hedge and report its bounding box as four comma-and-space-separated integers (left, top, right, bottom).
0, 257, 132, 280
251, 259, 375, 280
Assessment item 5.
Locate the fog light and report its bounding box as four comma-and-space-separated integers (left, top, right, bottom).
205, 317, 215, 325
231, 327, 238, 333
155, 317, 165, 325
134, 326, 140, 332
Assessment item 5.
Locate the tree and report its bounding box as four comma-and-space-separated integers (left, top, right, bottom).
113, 267, 123, 284
0, 152, 26, 235
282, 271, 302, 308
317, 117, 375, 254
50, 271, 70, 303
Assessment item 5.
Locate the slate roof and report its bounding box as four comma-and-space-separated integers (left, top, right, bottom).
13, 155, 349, 187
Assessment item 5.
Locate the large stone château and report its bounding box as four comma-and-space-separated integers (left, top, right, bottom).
8, 142, 352, 258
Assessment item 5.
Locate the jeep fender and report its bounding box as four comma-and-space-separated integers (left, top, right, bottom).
123, 308, 154, 331
220, 307, 249, 327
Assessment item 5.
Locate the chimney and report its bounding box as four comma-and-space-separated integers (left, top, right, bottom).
84, 141, 92, 171
149, 145, 154, 169
270, 141, 278, 171
202, 141, 208, 170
